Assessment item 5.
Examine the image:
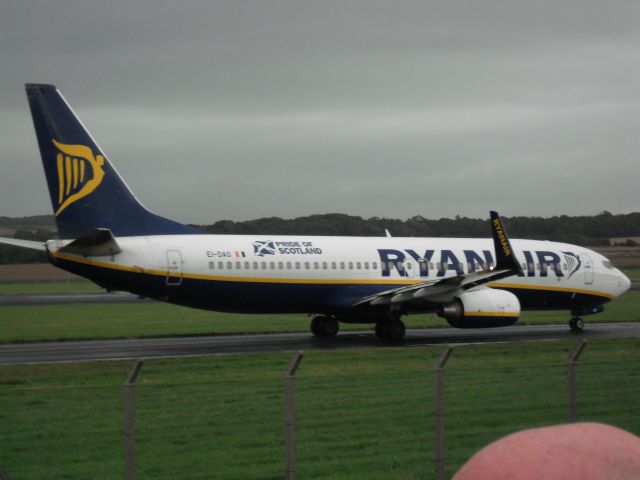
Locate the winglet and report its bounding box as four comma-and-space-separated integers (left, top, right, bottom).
490, 211, 523, 275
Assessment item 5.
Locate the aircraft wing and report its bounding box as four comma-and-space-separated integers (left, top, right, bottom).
0, 237, 47, 251
353, 211, 523, 307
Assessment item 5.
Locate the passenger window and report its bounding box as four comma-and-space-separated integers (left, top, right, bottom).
286, 262, 292, 269
244, 261, 249, 269
340, 262, 345, 270
295, 262, 300, 270
270, 262, 275, 269
429, 262, 434, 269
563, 263, 567, 271
331, 262, 337, 269
356, 262, 361, 269
209, 261, 215, 269
277, 262, 283, 269
314, 262, 319, 269
372, 262, 377, 270
348, 262, 353, 270
322, 262, 327, 269
406, 262, 412, 270
235, 261, 241, 269
364, 262, 369, 269
261, 262, 267, 269
218, 261, 224, 269
305, 262, 310, 269
227, 261, 233, 269
253, 261, 258, 269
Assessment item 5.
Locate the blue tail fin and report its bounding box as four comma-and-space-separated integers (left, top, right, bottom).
25, 84, 200, 238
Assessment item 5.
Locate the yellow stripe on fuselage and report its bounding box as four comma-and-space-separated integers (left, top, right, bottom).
52, 252, 615, 299
52, 252, 416, 285
487, 282, 615, 300
463, 311, 520, 317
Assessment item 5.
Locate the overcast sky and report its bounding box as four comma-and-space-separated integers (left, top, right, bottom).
1, 0, 639, 224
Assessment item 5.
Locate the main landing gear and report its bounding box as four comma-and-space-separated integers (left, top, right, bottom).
310, 315, 340, 337
569, 317, 585, 332
309, 314, 407, 341
375, 317, 406, 342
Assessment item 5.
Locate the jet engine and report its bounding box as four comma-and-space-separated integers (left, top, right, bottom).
438, 288, 520, 328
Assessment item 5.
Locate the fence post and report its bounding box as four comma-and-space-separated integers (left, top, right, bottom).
0, 466, 14, 480
285, 351, 304, 480
568, 341, 587, 423
124, 360, 144, 480
434, 347, 453, 480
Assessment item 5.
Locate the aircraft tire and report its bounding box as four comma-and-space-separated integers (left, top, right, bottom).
323, 317, 339, 337
311, 315, 339, 337
569, 317, 584, 332
387, 319, 406, 341
375, 321, 387, 340
310, 316, 326, 336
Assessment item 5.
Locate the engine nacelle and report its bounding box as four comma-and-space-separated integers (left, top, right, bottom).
438, 288, 520, 328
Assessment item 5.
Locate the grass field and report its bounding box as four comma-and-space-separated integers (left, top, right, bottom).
0, 280, 102, 294
1, 338, 638, 479
0, 290, 638, 344
624, 267, 640, 282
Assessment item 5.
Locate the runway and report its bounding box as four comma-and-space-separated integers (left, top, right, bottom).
0, 292, 151, 306
1, 322, 639, 365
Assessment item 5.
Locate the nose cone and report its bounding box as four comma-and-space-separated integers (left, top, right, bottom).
619, 272, 631, 295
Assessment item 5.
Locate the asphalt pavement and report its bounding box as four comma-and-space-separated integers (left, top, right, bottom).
1, 322, 639, 365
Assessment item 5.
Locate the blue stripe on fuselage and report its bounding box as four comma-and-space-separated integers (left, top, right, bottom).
53, 256, 611, 316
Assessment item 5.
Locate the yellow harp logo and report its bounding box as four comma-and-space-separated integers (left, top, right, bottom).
52, 139, 105, 217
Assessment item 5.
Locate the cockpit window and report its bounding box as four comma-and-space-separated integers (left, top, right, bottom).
602, 260, 615, 270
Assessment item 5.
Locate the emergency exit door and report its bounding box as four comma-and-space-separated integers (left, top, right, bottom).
580, 252, 594, 285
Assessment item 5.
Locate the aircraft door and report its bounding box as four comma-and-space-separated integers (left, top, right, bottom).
166, 250, 183, 286
580, 252, 594, 285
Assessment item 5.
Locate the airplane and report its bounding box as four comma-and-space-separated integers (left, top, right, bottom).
0, 84, 631, 341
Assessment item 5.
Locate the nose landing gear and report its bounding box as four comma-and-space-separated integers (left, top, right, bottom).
569, 317, 584, 332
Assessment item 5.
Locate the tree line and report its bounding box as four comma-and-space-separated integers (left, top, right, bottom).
1, 211, 638, 264
197, 211, 638, 246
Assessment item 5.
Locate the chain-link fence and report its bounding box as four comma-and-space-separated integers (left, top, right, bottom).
1, 340, 638, 479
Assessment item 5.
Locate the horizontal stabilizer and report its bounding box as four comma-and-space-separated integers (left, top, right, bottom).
0, 237, 46, 251
58, 228, 121, 257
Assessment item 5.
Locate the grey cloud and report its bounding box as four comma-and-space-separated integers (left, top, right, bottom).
1, 0, 639, 223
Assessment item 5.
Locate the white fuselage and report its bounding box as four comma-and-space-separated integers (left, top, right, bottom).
48, 235, 630, 315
